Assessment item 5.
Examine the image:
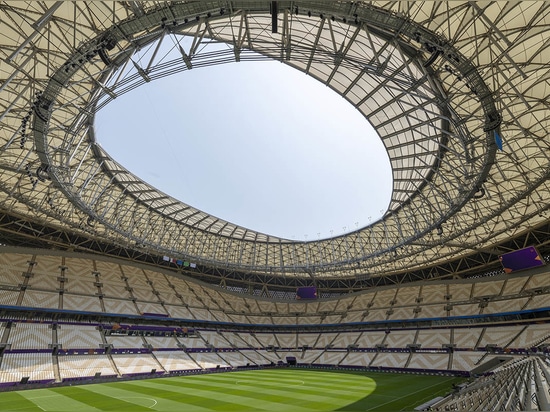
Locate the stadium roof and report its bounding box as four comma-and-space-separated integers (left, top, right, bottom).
0, 1, 548, 284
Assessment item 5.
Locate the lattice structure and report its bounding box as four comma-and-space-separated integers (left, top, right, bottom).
0, 1, 547, 288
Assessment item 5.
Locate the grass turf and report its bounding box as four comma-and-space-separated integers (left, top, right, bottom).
0, 369, 463, 411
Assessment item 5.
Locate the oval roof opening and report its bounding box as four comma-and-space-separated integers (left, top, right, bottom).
95, 59, 392, 240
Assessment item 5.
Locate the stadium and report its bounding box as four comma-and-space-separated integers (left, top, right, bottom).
0, 1, 549, 410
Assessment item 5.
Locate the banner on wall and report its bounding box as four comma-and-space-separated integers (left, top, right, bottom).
499, 246, 545, 274
296, 286, 317, 299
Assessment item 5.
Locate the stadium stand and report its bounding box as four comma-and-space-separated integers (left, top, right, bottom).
57, 324, 103, 349
144, 335, 180, 350
0, 257, 549, 408
190, 352, 230, 370
0, 254, 550, 390
110, 353, 162, 376
7, 323, 52, 350
430, 356, 550, 411
58, 355, 117, 380
0, 353, 55, 384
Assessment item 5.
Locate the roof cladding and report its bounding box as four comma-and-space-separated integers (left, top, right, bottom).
0, 1, 548, 281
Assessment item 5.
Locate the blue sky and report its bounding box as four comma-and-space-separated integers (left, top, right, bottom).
95, 60, 392, 240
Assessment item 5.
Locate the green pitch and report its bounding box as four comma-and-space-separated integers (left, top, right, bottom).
0, 369, 462, 411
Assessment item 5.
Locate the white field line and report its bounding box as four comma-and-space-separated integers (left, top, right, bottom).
117, 396, 158, 408
364, 377, 456, 412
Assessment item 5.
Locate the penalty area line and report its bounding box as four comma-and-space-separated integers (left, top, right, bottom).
117, 396, 158, 408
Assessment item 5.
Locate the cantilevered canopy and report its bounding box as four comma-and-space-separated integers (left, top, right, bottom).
0, 1, 548, 280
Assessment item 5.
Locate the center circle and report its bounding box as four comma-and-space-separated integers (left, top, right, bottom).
95, 59, 392, 239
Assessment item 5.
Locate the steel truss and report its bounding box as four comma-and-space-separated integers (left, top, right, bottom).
1, 212, 548, 296
0, 1, 549, 284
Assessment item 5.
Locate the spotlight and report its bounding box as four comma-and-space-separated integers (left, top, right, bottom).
97, 34, 117, 67
423, 49, 442, 68
103, 36, 117, 51
195, 15, 200, 21
36, 164, 50, 182
220, 8, 224, 15
206, 12, 211, 18
308, 11, 311, 17
473, 186, 485, 199
331, 15, 335, 21
295, 6, 298, 15
436, 225, 443, 236
98, 48, 111, 66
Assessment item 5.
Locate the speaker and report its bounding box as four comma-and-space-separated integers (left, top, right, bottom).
271, 1, 278, 33
20, 377, 29, 384
94, 372, 101, 379
151, 369, 156, 374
